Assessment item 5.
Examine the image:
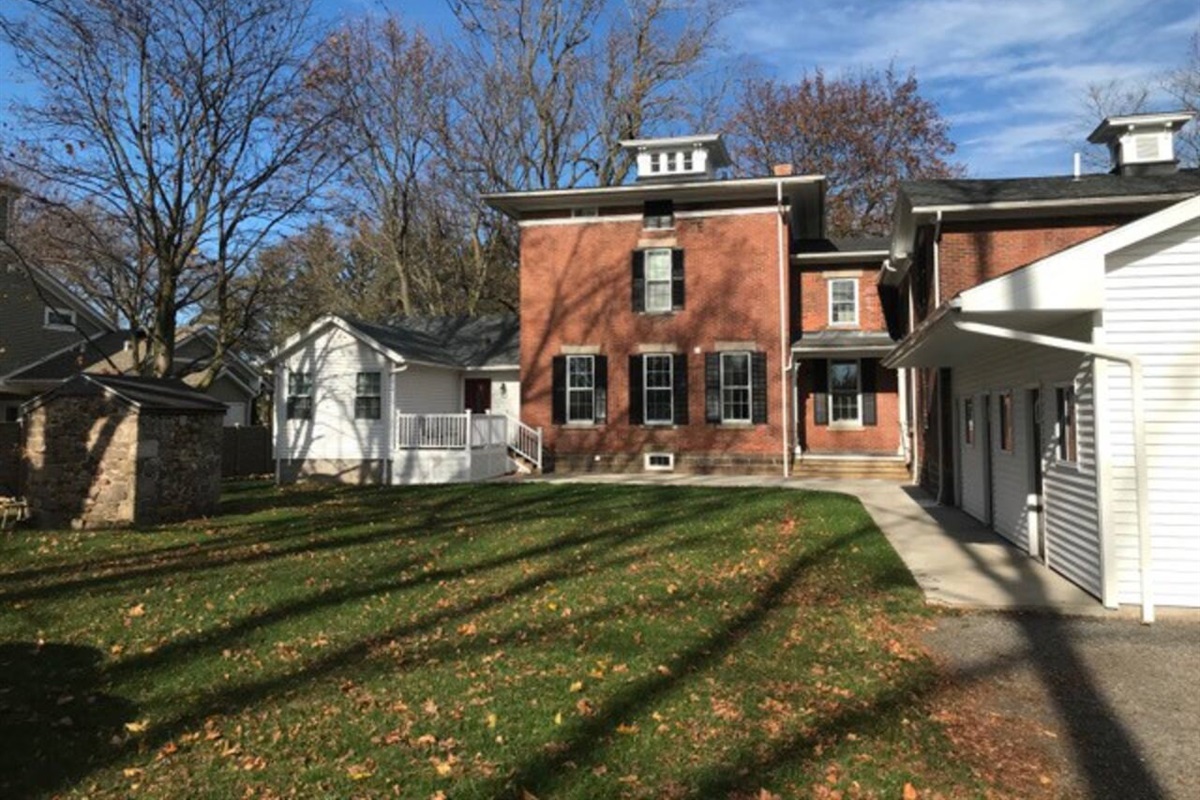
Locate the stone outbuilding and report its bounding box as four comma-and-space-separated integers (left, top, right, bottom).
22, 374, 225, 528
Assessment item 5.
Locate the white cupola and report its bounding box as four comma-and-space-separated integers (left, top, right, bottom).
1087, 111, 1196, 176
620, 133, 732, 183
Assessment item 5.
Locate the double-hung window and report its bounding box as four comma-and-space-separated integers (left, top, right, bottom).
643, 354, 674, 424
829, 360, 860, 423
286, 370, 313, 420
1056, 386, 1077, 463
566, 355, 595, 423
829, 279, 858, 326
720, 352, 752, 423
355, 371, 381, 420
644, 248, 673, 312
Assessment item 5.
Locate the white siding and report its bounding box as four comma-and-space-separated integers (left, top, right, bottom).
953, 317, 1102, 598
1103, 217, 1200, 608
277, 326, 392, 461
487, 369, 521, 420
395, 364, 461, 414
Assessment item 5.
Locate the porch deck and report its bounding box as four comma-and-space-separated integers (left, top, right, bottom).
392, 412, 541, 484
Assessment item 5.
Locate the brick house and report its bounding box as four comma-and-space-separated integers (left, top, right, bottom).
486, 134, 906, 476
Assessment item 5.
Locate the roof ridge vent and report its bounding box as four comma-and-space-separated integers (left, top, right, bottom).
1087, 111, 1196, 177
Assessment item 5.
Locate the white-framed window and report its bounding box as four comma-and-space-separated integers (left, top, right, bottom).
644, 248, 673, 312
355, 371, 382, 420
963, 396, 975, 445
998, 391, 1014, 453
643, 353, 674, 424
644, 452, 675, 471
44, 306, 76, 330
720, 352, 752, 423
829, 360, 861, 423
828, 278, 858, 326
566, 355, 595, 423
682, 150, 693, 171
1056, 385, 1077, 464
650, 153, 662, 174
286, 370, 313, 420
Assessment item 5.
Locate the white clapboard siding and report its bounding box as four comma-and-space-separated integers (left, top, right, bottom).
395, 364, 462, 414
953, 316, 1102, 597
1103, 216, 1200, 607
278, 325, 392, 461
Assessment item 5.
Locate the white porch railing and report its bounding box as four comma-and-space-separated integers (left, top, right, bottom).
394, 412, 543, 476
507, 415, 543, 470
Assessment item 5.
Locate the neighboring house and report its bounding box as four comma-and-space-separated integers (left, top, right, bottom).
485, 134, 906, 476
1, 326, 262, 427
271, 313, 529, 484
881, 112, 1200, 616
0, 184, 261, 425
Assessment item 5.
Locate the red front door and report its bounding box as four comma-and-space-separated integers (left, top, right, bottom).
464, 378, 492, 414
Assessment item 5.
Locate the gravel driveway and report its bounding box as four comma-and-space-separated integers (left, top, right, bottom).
925, 614, 1200, 800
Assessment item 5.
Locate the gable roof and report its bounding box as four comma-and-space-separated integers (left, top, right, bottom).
19, 263, 115, 333
274, 314, 520, 371
900, 168, 1200, 210
22, 373, 227, 415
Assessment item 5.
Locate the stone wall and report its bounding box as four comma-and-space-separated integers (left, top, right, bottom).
23, 395, 139, 528
136, 411, 223, 524
23, 396, 223, 528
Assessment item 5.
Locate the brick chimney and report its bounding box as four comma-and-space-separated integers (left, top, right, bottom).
772, 163, 795, 177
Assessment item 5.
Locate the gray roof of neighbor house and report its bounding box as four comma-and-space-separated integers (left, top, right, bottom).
791, 330, 896, 353
901, 168, 1200, 209
22, 373, 227, 414
343, 315, 519, 369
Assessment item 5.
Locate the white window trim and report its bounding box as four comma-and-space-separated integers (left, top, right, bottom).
719, 351, 752, 424
828, 358, 862, 428
963, 396, 976, 447
997, 391, 1015, 454
643, 353, 674, 425
644, 248, 673, 313
43, 306, 77, 331
286, 369, 314, 421
828, 278, 859, 327
565, 354, 596, 424
355, 370, 382, 421
1055, 382, 1078, 466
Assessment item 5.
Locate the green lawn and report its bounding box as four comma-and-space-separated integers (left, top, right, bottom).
0, 481, 981, 799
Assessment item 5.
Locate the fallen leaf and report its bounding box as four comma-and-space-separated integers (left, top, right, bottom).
124, 720, 148, 734
569, 680, 584, 693
903, 782, 918, 800
127, 604, 145, 618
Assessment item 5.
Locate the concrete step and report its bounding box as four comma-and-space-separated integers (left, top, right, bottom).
792, 458, 910, 481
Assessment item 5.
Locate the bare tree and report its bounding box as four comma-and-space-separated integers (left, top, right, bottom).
730, 66, 961, 237
0, 0, 347, 386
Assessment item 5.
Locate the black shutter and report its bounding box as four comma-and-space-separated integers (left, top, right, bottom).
594, 355, 608, 423
672, 353, 689, 425
628, 355, 644, 425
861, 359, 877, 426
552, 356, 567, 424
705, 353, 721, 423
751, 352, 768, 424
671, 249, 685, 310
812, 359, 829, 426
631, 251, 645, 312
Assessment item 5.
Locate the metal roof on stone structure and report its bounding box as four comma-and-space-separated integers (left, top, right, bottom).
342, 315, 519, 369
21, 374, 227, 415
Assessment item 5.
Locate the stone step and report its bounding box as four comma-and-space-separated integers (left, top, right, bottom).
792, 459, 910, 481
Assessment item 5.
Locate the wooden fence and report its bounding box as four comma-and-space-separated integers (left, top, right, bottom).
0, 422, 18, 494
222, 426, 272, 478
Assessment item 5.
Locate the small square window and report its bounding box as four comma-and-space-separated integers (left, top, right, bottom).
44, 307, 76, 330
643, 199, 673, 230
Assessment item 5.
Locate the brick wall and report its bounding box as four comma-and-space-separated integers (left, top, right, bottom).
796, 359, 900, 454
795, 266, 888, 333
937, 218, 1124, 303
520, 210, 789, 469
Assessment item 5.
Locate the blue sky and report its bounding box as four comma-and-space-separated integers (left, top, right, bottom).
4, 0, 1198, 179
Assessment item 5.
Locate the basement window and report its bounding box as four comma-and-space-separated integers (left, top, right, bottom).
644, 452, 675, 471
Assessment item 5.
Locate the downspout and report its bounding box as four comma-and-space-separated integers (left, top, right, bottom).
953, 319, 1154, 623
908, 286, 920, 483
932, 210, 946, 502
777, 180, 791, 478
388, 361, 410, 485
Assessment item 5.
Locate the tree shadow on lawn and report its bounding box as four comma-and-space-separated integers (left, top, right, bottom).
0, 482, 661, 603
0, 642, 137, 800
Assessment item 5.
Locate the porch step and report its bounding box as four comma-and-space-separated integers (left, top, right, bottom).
792, 457, 910, 481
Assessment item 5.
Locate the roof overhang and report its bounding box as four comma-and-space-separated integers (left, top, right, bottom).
1088, 111, 1195, 144
484, 175, 825, 218
885, 192, 1200, 368
792, 331, 896, 359
791, 250, 887, 265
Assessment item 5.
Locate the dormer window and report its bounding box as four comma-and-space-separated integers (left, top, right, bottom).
650, 153, 662, 174
621, 134, 731, 183
682, 151, 693, 171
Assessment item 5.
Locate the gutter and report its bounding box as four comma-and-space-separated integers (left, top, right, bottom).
951, 319, 1154, 624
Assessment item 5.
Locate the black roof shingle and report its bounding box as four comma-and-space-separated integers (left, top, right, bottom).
901, 168, 1200, 208
343, 315, 519, 369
